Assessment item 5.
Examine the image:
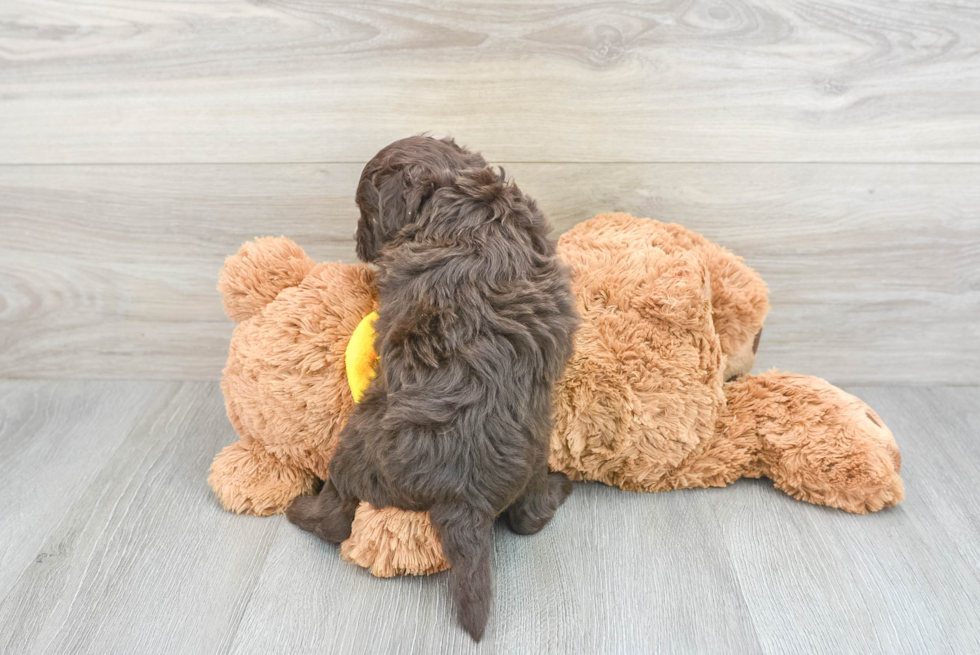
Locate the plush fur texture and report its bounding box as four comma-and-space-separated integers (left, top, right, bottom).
212, 244, 378, 516
210, 212, 903, 588
284, 137, 579, 641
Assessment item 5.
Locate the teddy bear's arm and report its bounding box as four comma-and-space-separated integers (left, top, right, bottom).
661, 371, 904, 514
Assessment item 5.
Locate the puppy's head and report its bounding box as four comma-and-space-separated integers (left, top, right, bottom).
354, 136, 487, 262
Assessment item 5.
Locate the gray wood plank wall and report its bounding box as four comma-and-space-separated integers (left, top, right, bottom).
3, 0, 979, 164
1, 0, 978, 383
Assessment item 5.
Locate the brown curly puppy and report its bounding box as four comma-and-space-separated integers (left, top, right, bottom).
286, 136, 579, 640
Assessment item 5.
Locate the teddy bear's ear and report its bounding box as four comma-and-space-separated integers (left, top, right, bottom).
218, 237, 315, 323
629, 249, 713, 330
698, 248, 769, 381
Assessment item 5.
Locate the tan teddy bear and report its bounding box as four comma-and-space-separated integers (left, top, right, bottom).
210, 213, 903, 577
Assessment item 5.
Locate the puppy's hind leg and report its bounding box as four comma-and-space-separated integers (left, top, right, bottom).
286, 477, 359, 544
504, 468, 572, 536
430, 504, 494, 642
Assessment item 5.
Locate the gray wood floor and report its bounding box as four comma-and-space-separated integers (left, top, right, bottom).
1, 380, 978, 654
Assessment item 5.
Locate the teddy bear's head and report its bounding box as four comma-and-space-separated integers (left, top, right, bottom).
218, 254, 379, 498
548, 213, 769, 489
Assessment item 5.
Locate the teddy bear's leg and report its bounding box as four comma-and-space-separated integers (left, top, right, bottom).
208, 438, 318, 516
338, 471, 572, 577
503, 468, 573, 535
723, 372, 904, 514
340, 504, 450, 577
286, 477, 360, 544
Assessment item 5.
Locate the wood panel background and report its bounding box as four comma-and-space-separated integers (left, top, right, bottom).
1, 0, 978, 383
3, 0, 980, 164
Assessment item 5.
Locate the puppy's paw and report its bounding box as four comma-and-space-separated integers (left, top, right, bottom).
549, 471, 573, 507
285, 494, 320, 530
286, 488, 356, 544
504, 472, 573, 536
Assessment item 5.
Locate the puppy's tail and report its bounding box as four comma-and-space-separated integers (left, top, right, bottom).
431, 505, 493, 641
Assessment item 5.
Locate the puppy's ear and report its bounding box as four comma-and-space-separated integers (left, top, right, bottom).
375, 166, 412, 238
356, 166, 425, 263
354, 176, 382, 262
377, 165, 452, 235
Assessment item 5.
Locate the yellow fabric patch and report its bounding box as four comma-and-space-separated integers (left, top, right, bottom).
346, 311, 379, 403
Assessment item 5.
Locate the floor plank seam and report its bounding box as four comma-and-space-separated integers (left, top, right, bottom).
219, 520, 285, 655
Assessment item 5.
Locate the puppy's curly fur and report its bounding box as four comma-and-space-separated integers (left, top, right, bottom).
287, 136, 579, 640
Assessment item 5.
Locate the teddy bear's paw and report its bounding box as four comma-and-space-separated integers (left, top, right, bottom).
340, 503, 449, 577
778, 472, 905, 515
818, 399, 904, 514
209, 441, 318, 516
750, 373, 905, 514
